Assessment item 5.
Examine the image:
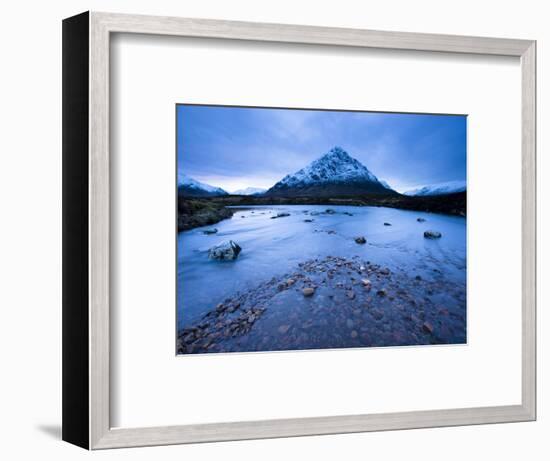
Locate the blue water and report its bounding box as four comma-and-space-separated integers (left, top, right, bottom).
177, 205, 466, 331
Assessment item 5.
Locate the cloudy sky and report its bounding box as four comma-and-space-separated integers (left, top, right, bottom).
177, 104, 466, 194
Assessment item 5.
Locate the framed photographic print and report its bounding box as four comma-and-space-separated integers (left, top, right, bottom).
63, 11, 536, 449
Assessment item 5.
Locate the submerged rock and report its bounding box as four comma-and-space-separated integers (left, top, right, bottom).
271, 212, 291, 219
417, 217, 426, 222
278, 324, 291, 334
203, 228, 218, 235
208, 240, 242, 260
424, 230, 442, 239
355, 236, 367, 244
304, 219, 314, 223
383, 222, 392, 226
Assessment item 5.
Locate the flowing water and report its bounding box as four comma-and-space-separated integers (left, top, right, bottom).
177, 205, 466, 353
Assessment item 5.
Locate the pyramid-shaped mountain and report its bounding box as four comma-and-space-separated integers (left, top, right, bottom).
265, 147, 395, 197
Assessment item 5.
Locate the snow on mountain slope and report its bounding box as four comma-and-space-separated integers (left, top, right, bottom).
404, 180, 466, 197
178, 173, 228, 196
277, 146, 378, 186
265, 147, 393, 197
231, 187, 267, 196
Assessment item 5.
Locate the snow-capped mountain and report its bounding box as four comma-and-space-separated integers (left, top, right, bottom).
265, 146, 394, 197
404, 180, 466, 197
177, 173, 228, 197
231, 187, 267, 196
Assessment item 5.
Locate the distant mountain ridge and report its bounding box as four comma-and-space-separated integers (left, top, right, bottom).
231, 187, 267, 196
178, 174, 228, 197
265, 146, 394, 197
404, 180, 466, 197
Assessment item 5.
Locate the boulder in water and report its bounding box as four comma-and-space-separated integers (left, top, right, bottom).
271, 212, 291, 219
355, 236, 367, 244
424, 230, 442, 239
208, 240, 242, 260
203, 228, 218, 235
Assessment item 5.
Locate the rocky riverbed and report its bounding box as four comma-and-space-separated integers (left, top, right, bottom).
177, 204, 466, 353
177, 254, 466, 354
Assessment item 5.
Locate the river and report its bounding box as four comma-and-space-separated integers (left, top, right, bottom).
177, 205, 466, 353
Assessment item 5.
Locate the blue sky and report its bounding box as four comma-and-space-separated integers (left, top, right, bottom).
177, 105, 466, 193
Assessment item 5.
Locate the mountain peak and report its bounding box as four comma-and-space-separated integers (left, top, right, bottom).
265, 147, 394, 197
324, 145, 349, 157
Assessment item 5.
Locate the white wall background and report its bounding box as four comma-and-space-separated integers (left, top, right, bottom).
0, 0, 545, 459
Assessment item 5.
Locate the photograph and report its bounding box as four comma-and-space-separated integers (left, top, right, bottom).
176, 104, 467, 355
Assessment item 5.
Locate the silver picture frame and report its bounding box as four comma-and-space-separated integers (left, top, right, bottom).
62, 11, 536, 449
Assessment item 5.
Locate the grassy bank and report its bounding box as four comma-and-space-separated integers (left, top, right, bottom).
178, 192, 466, 232
177, 198, 235, 232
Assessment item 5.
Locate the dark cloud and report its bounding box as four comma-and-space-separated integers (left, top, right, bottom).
177, 105, 466, 193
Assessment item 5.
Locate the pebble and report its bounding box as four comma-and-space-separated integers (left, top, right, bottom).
351, 330, 358, 339
278, 324, 291, 334
346, 290, 356, 299
302, 287, 315, 297
422, 322, 434, 334
376, 289, 387, 297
